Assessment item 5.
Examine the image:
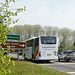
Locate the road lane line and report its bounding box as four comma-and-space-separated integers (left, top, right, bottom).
68, 72, 75, 74
39, 64, 55, 65
39, 63, 75, 65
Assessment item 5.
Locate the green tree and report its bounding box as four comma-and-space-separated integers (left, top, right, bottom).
71, 31, 75, 51
65, 40, 73, 50
58, 28, 71, 50
12, 25, 24, 40
44, 26, 52, 36
32, 25, 44, 37
0, 0, 26, 74
24, 24, 33, 39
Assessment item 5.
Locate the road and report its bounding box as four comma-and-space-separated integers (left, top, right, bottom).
8, 53, 75, 75
37, 60, 75, 75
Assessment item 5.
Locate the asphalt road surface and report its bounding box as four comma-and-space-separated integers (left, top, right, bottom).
8, 53, 75, 75
38, 60, 75, 75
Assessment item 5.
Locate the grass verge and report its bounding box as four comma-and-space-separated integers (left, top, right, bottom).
0, 58, 70, 75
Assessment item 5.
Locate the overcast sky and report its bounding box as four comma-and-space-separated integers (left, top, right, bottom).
1, 0, 75, 30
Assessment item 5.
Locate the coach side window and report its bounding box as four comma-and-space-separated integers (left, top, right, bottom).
35, 38, 39, 46
27, 40, 33, 47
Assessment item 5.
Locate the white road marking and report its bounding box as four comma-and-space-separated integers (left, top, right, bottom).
39, 63, 75, 65
68, 72, 75, 74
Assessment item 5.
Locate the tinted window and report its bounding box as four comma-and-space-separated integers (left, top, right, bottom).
63, 51, 68, 54
69, 51, 75, 54
34, 38, 39, 46
41, 36, 56, 44
63, 51, 72, 54
26, 40, 33, 47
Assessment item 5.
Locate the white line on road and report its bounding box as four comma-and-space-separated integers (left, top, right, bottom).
39, 63, 75, 65
68, 72, 75, 74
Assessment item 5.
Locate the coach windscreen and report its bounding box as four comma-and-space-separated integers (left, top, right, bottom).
41, 36, 56, 44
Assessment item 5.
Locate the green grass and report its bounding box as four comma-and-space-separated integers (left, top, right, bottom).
0, 58, 70, 75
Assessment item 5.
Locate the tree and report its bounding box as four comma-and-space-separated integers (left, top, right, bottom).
58, 28, 71, 50
24, 24, 33, 39
0, 0, 26, 74
12, 25, 24, 40
65, 40, 73, 50
12, 24, 44, 40
32, 25, 44, 37
51, 27, 58, 36
44, 26, 52, 36
71, 31, 75, 51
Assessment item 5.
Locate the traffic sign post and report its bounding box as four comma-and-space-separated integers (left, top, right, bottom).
7, 34, 20, 40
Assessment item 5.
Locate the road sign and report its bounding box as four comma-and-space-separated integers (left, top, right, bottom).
1, 41, 25, 49
7, 35, 20, 40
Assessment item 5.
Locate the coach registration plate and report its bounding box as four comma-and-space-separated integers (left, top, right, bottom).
47, 54, 51, 56
72, 56, 75, 57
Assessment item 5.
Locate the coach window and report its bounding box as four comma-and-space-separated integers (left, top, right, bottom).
35, 38, 39, 46
27, 40, 33, 47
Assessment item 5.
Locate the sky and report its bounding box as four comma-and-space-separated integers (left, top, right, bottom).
0, 0, 75, 30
